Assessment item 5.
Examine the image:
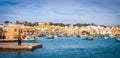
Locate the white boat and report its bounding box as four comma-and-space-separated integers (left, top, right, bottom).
104, 37, 109, 39
115, 37, 120, 41
54, 35, 58, 39
117, 38, 120, 40
114, 35, 120, 41
109, 35, 116, 38
23, 35, 38, 40
24, 36, 30, 40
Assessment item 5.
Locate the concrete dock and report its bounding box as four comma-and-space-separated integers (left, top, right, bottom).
0, 39, 18, 42
0, 42, 42, 51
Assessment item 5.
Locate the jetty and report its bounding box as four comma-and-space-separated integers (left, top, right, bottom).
0, 42, 42, 51
0, 39, 18, 42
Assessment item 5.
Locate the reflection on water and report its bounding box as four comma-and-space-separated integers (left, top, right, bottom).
16, 52, 22, 58
0, 37, 120, 58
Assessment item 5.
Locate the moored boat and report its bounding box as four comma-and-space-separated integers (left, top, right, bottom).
86, 35, 94, 40
115, 35, 120, 42
38, 34, 46, 37
23, 35, 38, 40
45, 35, 54, 39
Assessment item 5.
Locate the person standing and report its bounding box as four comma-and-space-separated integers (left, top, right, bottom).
18, 29, 21, 45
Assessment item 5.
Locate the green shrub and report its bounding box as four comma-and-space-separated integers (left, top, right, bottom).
14, 35, 18, 39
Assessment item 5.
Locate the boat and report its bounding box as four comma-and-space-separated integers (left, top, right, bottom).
80, 35, 87, 39
80, 34, 93, 40
115, 38, 120, 42
104, 34, 110, 39
24, 35, 30, 40
23, 35, 38, 40
38, 34, 46, 37
86, 35, 94, 40
54, 35, 58, 39
104, 36, 109, 39
57, 34, 64, 37
73, 35, 80, 37
45, 35, 54, 39
115, 35, 120, 42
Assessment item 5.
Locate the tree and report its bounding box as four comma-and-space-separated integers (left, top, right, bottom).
33, 22, 39, 26
91, 23, 96, 26
10, 22, 12, 23
24, 21, 29, 26
16, 20, 19, 24
4, 21, 9, 24
16, 20, 24, 24
49, 22, 53, 25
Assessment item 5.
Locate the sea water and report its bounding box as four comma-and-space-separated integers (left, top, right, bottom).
0, 37, 120, 58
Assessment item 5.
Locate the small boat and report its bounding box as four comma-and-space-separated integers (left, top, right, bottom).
57, 34, 64, 37
80, 35, 93, 40
116, 38, 120, 40
115, 35, 120, 42
73, 35, 80, 37
80, 35, 87, 39
38, 34, 46, 37
109, 35, 114, 37
24, 35, 30, 40
45, 35, 54, 39
104, 34, 110, 37
104, 36, 109, 39
103, 34, 110, 39
33, 36, 38, 40
115, 38, 120, 42
86, 35, 94, 40
54, 35, 58, 39
23, 35, 38, 40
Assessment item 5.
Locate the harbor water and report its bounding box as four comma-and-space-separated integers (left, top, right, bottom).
0, 37, 120, 58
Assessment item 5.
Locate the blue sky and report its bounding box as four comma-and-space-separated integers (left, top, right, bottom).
0, 0, 120, 25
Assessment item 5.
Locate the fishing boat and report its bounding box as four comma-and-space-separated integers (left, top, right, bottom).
73, 35, 80, 37
23, 35, 38, 40
86, 35, 94, 40
115, 38, 120, 42
80, 34, 87, 39
115, 35, 120, 42
109, 35, 116, 38
80, 34, 93, 40
38, 34, 46, 37
57, 34, 64, 37
45, 35, 55, 39
104, 34, 110, 39
54, 35, 58, 39
24, 35, 30, 40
